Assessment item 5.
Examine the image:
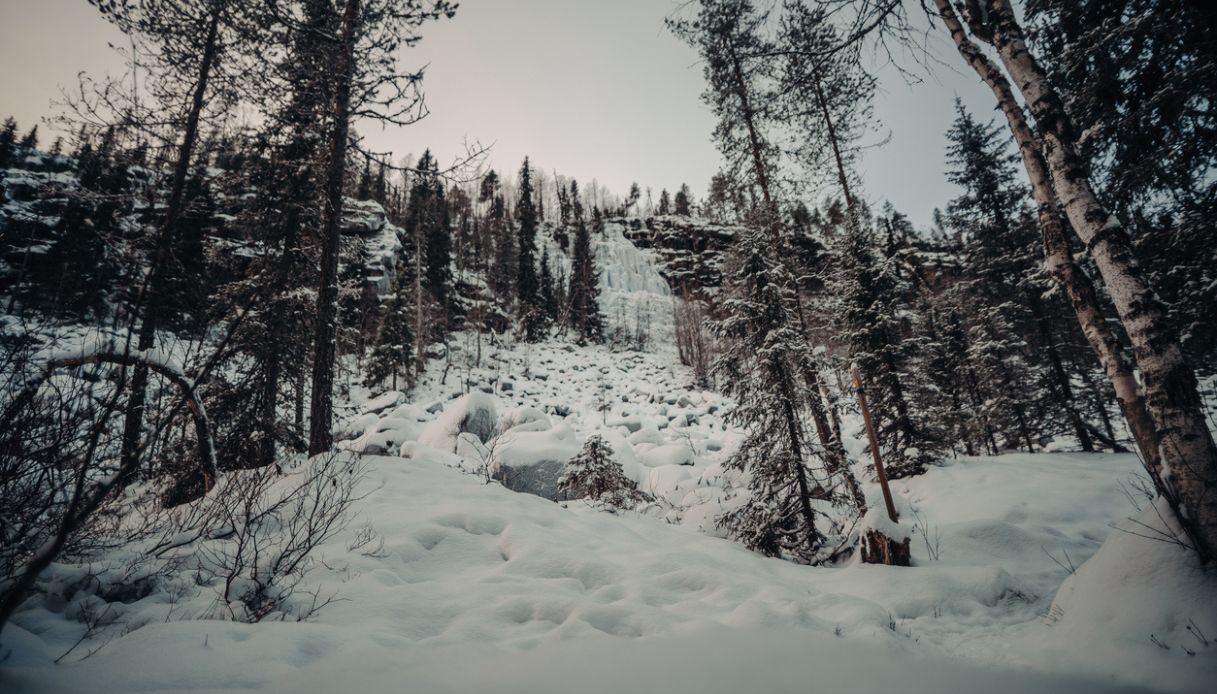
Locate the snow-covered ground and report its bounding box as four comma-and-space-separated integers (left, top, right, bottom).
4, 223, 1215, 693
6, 444, 1213, 692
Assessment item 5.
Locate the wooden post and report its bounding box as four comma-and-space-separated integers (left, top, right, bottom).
852, 365, 898, 523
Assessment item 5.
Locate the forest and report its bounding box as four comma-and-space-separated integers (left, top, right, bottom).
0, 1, 1214, 692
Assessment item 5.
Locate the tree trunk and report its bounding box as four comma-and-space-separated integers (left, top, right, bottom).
803, 362, 865, 511
778, 363, 821, 558
258, 213, 300, 467
938, 0, 1215, 559
118, 3, 223, 477
308, 0, 360, 456
414, 222, 425, 375
981, 0, 1217, 560
809, 63, 859, 233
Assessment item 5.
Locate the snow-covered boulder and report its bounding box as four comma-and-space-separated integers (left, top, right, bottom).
418, 392, 498, 453
642, 464, 695, 503
497, 405, 552, 436
639, 443, 697, 468
490, 423, 581, 500
349, 417, 424, 455
628, 426, 666, 447
361, 390, 406, 415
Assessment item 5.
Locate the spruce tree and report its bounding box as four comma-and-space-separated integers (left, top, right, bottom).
539, 243, 557, 320
409, 150, 451, 321
714, 226, 839, 564
558, 435, 649, 510
657, 188, 671, 216
365, 271, 415, 392
828, 217, 940, 478
943, 100, 1088, 451
674, 183, 692, 216
0, 118, 17, 169
18, 126, 38, 152
516, 157, 545, 340
566, 180, 603, 343
516, 157, 540, 304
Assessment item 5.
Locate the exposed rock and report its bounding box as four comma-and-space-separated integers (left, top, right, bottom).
494, 459, 566, 501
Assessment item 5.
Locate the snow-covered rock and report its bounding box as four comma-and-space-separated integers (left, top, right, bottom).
419, 392, 498, 453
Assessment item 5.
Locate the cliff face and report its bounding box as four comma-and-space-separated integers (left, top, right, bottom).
613, 215, 742, 297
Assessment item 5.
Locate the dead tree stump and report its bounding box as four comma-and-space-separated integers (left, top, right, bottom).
862, 529, 911, 566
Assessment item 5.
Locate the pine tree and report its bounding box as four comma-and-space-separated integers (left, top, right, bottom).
674, 183, 692, 216
18, 126, 38, 152
539, 244, 557, 320
365, 271, 415, 392
657, 188, 671, 216
714, 227, 842, 564
408, 150, 451, 320
943, 100, 1091, 452
484, 171, 516, 309
161, 160, 216, 333
40, 127, 129, 319
624, 182, 641, 216
828, 217, 940, 478
558, 435, 649, 510
516, 157, 545, 340
209, 0, 334, 469
566, 180, 603, 343
0, 118, 18, 169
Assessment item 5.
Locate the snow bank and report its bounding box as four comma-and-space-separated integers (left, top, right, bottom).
1034, 497, 1217, 691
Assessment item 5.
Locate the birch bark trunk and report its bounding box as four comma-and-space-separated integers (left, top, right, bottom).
938, 0, 1217, 559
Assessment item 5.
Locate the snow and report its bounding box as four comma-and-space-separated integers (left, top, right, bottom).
6, 446, 1211, 693
417, 391, 498, 452
5, 214, 1214, 694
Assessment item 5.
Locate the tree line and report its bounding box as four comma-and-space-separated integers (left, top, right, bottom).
669, 0, 1217, 565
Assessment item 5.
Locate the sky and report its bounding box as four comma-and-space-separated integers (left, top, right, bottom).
0, 0, 1007, 229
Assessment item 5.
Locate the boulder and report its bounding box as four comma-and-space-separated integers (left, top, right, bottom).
495, 459, 567, 501
418, 392, 498, 452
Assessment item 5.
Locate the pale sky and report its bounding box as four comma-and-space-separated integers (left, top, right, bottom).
0, 0, 1005, 229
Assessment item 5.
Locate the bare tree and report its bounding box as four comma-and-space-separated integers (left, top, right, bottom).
308, 0, 457, 455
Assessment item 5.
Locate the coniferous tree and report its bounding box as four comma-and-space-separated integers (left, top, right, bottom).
208, 0, 334, 469
410, 151, 451, 320
0, 117, 17, 169
828, 217, 940, 478
943, 101, 1093, 451
566, 180, 603, 343
539, 244, 557, 320
516, 157, 544, 340
674, 183, 692, 216
484, 171, 516, 310
365, 270, 415, 392
715, 227, 841, 563
657, 188, 672, 216
18, 126, 38, 152
308, 0, 458, 456
161, 159, 217, 333
1027, 0, 1217, 372
558, 435, 649, 510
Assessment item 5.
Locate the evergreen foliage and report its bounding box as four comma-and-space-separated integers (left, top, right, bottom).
565, 180, 604, 343
558, 435, 650, 511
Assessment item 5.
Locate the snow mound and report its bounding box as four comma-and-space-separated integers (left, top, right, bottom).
1037, 497, 1217, 690
419, 392, 498, 452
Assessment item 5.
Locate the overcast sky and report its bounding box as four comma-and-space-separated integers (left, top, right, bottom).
0, 0, 1007, 229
